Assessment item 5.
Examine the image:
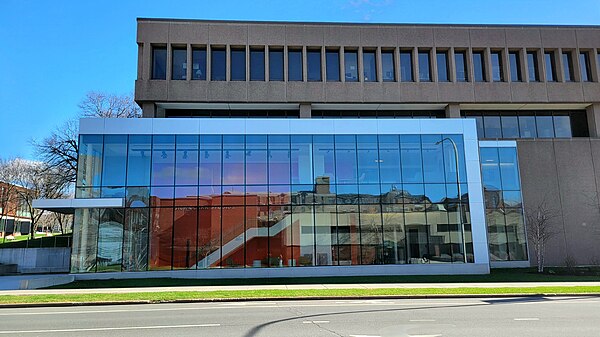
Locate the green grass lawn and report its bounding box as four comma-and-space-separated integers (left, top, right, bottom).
51, 268, 600, 289
2, 286, 600, 305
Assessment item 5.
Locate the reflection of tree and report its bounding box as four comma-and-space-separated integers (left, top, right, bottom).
525, 199, 559, 273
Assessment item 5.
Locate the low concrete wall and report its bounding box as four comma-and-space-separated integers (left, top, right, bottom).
0, 248, 70, 273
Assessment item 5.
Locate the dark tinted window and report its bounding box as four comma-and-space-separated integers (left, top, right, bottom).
211, 47, 226, 81
553, 114, 572, 138
519, 115, 537, 138
288, 49, 303, 81
381, 51, 395, 82
580, 52, 591, 82
436, 51, 449, 82
508, 52, 521, 82
344, 50, 358, 82
491, 51, 503, 82
192, 48, 206, 80
326, 50, 340, 81
527, 51, 539, 82
152, 47, 167, 80
172, 48, 187, 80
545, 52, 556, 82
473, 52, 485, 82
500, 115, 519, 138
483, 116, 502, 138
536, 114, 555, 138
307, 49, 321, 81
269, 48, 284, 81
455, 51, 467, 82
418, 51, 430, 82
400, 51, 413, 82
363, 50, 377, 82
562, 52, 573, 82
230, 48, 246, 81
250, 49, 265, 81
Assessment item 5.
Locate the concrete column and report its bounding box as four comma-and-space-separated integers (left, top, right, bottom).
431, 49, 438, 82
445, 103, 461, 119
466, 48, 475, 82
413, 48, 419, 82
186, 44, 192, 81
394, 47, 400, 82
448, 48, 456, 82
226, 45, 231, 81
501, 48, 510, 82
590, 48, 599, 82
358, 47, 364, 82
300, 103, 312, 119
376, 47, 383, 82
142, 102, 157, 118
484, 47, 492, 82
586, 103, 600, 138
265, 46, 270, 81
520, 48, 528, 82
340, 48, 346, 82
166, 44, 172, 81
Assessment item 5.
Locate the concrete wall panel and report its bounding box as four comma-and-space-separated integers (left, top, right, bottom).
361, 26, 397, 46
324, 26, 361, 46
473, 83, 511, 102
248, 24, 285, 45
505, 28, 542, 48
469, 28, 506, 48
169, 22, 208, 44
206, 81, 248, 101
208, 24, 248, 45
247, 82, 287, 101
546, 83, 585, 102
433, 28, 470, 47
510, 82, 548, 102
541, 28, 578, 49
397, 27, 434, 47
324, 83, 365, 102
137, 21, 169, 43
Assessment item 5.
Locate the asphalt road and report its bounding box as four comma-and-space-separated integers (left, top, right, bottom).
0, 296, 599, 336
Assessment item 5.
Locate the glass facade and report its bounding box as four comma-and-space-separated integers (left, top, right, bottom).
480, 146, 527, 261
73, 132, 473, 272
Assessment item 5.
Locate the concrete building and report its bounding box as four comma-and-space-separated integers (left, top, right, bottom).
36, 19, 600, 277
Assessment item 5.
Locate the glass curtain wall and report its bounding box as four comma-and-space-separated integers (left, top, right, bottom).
72, 133, 473, 272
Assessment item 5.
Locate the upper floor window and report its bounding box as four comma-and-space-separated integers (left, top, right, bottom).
230, 47, 246, 81
326, 49, 340, 81
363, 50, 377, 82
288, 48, 303, 81
307, 49, 322, 81
508, 51, 521, 82
473, 51, 485, 82
171, 47, 187, 80
400, 50, 413, 82
562, 51, 574, 82
269, 48, 284, 81
250, 48, 265, 81
455, 51, 467, 82
580, 52, 591, 82
152, 47, 167, 80
211, 47, 226, 81
192, 47, 206, 80
544, 52, 556, 82
491, 51, 503, 82
526, 51, 539, 82
381, 50, 395, 82
344, 49, 358, 82
436, 51, 449, 82
418, 51, 431, 82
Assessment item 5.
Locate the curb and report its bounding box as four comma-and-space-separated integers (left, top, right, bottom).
1, 293, 599, 309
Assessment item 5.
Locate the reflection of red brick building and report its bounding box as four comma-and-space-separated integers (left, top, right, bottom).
0, 182, 31, 237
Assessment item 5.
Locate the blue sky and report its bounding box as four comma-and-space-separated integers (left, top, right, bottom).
1, 0, 599, 159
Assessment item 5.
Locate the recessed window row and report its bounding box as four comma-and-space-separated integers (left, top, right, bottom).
151, 45, 600, 83
463, 110, 589, 139
311, 110, 444, 118
165, 109, 300, 118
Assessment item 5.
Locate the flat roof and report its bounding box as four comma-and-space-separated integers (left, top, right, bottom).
136, 17, 600, 29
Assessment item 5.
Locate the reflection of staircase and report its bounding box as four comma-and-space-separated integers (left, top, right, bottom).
196, 214, 293, 268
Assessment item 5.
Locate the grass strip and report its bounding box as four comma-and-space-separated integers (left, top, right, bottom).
1, 286, 600, 305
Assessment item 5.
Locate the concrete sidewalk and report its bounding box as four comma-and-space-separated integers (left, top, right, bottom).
2, 281, 600, 296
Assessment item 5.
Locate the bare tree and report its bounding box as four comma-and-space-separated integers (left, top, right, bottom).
79, 91, 141, 118
0, 158, 20, 239
525, 199, 560, 273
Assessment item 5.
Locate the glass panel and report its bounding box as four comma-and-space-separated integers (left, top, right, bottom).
171, 48, 187, 80
152, 47, 166, 80
122, 208, 149, 272
96, 208, 124, 272
77, 135, 103, 187
442, 135, 466, 184
360, 204, 383, 265
250, 49, 265, 81
292, 205, 315, 266
487, 209, 508, 261
400, 135, 423, 183
245, 204, 268, 267
268, 204, 293, 267
483, 116, 502, 138
554, 115, 572, 138
172, 207, 197, 270
505, 208, 528, 260
335, 135, 357, 184
418, 51, 430, 82
336, 204, 360, 265
363, 51, 377, 82
307, 49, 321, 81
326, 50, 340, 81
127, 135, 151, 186
527, 52, 539, 81
580, 52, 591, 82
400, 51, 413, 82
562, 52, 573, 82
382, 51, 395, 82
150, 186, 174, 207
288, 49, 303, 81
230, 48, 246, 81
71, 208, 99, 272
344, 50, 358, 82
436, 51, 448, 82
455, 51, 467, 82
268, 135, 291, 184
491, 51, 503, 81
101, 186, 124, 198
508, 52, 521, 82
405, 206, 428, 263
269, 48, 284, 81
378, 135, 401, 183
570, 112, 590, 137
221, 206, 245, 268
501, 115, 519, 138
357, 135, 379, 184
421, 135, 445, 183
211, 47, 226, 81
192, 47, 206, 80
101, 135, 127, 187
313, 135, 335, 185
536, 115, 555, 138
151, 135, 175, 186
149, 207, 173, 270
498, 147, 521, 191
473, 52, 485, 82
126, 186, 150, 208
175, 135, 199, 186
545, 52, 556, 82
223, 135, 244, 185
518, 115, 537, 138
197, 206, 221, 268
291, 135, 314, 185
382, 204, 405, 264
480, 147, 502, 191
199, 135, 222, 185
246, 135, 267, 185
315, 205, 336, 266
